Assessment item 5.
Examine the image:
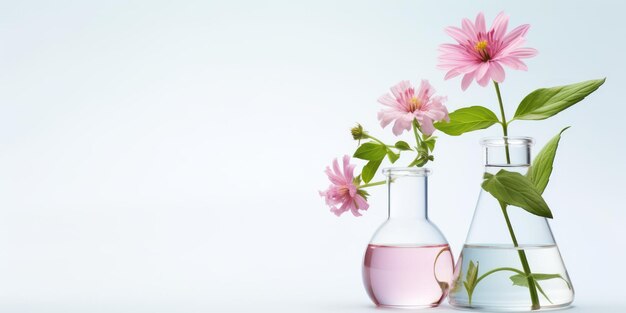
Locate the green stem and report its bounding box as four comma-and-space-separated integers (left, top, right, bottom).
364, 134, 387, 147
500, 202, 540, 309
493, 81, 540, 310
412, 119, 422, 147
365, 134, 403, 153
359, 180, 386, 188
494, 81, 511, 163
407, 118, 429, 167
475, 267, 525, 286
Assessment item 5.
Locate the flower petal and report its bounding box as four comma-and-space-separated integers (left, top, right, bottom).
445, 26, 470, 44
417, 79, 435, 101
503, 24, 530, 47
489, 61, 506, 83
491, 11, 509, 41
390, 80, 412, 99
349, 201, 362, 217
377, 94, 398, 107
325, 167, 343, 185
509, 47, 538, 58
475, 62, 490, 82
422, 98, 449, 122
461, 73, 474, 91
499, 57, 528, 70
477, 70, 491, 86
391, 114, 413, 136
332, 158, 341, 177
377, 110, 393, 128
461, 18, 477, 39
475, 12, 486, 34
444, 69, 462, 80
342, 155, 355, 182
331, 200, 351, 217
438, 43, 464, 53
419, 117, 435, 136
355, 194, 369, 211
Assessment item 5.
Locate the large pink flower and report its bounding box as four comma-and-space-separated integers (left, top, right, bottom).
438, 12, 538, 90
319, 155, 369, 217
377, 80, 449, 136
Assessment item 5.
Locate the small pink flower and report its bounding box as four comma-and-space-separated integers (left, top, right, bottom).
438, 12, 538, 90
377, 80, 449, 136
319, 155, 369, 217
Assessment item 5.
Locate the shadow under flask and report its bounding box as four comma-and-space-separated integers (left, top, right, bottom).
448, 137, 574, 311
362, 168, 453, 308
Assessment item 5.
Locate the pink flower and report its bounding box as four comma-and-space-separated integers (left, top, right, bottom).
377, 80, 449, 136
319, 155, 369, 217
438, 12, 538, 91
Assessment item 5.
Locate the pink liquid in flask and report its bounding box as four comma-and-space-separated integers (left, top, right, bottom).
362, 243, 454, 308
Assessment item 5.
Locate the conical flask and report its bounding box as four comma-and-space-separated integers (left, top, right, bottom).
448, 137, 574, 311
362, 168, 453, 308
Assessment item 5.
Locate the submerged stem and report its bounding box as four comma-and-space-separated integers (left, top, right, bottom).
433, 246, 452, 293
475, 266, 525, 286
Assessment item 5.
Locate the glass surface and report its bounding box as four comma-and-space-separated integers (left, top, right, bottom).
362, 168, 453, 308
448, 137, 574, 311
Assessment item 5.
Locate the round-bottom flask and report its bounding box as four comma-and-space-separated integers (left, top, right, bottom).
362, 168, 453, 308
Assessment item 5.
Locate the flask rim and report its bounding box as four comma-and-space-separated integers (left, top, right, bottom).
382, 167, 431, 177
480, 136, 534, 147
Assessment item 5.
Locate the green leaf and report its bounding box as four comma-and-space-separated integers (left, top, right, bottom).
464, 261, 479, 306
509, 274, 559, 303
394, 140, 412, 151
361, 160, 382, 184
417, 144, 428, 155
510, 274, 532, 287
353, 175, 361, 186
450, 263, 464, 293
356, 189, 370, 200
513, 78, 606, 121
424, 137, 436, 152
386, 150, 400, 163
527, 127, 569, 194
408, 155, 428, 168
532, 274, 571, 287
535, 281, 552, 304
353, 142, 387, 161
482, 170, 553, 218
466, 261, 478, 287
434, 106, 500, 136
510, 273, 571, 289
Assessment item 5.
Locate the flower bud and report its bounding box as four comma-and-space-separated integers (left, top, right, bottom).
351, 124, 367, 140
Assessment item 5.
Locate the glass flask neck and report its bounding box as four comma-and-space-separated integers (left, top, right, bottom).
481, 136, 533, 168
383, 168, 430, 220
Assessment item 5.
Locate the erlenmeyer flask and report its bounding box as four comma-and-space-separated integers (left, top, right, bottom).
362, 168, 453, 308
448, 137, 574, 311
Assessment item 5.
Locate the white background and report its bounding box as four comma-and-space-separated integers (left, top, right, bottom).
0, 1, 625, 312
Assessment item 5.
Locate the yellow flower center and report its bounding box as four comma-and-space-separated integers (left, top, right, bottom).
474, 40, 490, 61
409, 97, 421, 111
474, 40, 488, 52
